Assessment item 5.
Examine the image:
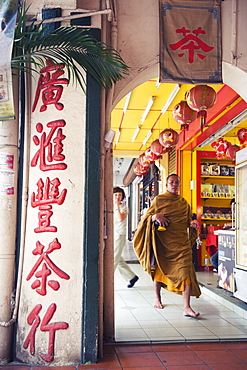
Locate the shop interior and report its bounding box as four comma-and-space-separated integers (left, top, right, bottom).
112, 79, 247, 343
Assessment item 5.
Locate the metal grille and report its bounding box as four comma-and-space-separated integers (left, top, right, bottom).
168, 147, 176, 175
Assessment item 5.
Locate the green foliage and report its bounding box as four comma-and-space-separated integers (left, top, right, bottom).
12, 3, 129, 90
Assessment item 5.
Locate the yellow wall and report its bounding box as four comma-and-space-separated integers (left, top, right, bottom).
179, 150, 192, 206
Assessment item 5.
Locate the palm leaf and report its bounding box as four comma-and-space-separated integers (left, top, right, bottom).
12, 3, 129, 90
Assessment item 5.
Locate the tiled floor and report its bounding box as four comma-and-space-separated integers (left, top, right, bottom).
115, 264, 247, 343
114, 240, 247, 344
3, 342, 247, 369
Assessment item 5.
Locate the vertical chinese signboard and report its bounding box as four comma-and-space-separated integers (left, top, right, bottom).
16, 60, 86, 365
159, 0, 222, 83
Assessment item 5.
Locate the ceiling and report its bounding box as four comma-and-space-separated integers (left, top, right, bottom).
110, 78, 247, 159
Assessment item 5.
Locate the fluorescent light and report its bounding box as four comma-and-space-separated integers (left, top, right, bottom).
156, 80, 161, 89
198, 108, 247, 147
142, 129, 153, 146
161, 84, 180, 115
123, 91, 132, 113
132, 125, 141, 143
140, 96, 155, 123
115, 129, 121, 145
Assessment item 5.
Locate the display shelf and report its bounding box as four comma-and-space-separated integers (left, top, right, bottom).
202, 196, 233, 200
196, 151, 235, 269
201, 176, 235, 180
201, 217, 233, 221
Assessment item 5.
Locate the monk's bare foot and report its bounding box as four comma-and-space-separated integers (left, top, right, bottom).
183, 307, 200, 318
154, 298, 163, 309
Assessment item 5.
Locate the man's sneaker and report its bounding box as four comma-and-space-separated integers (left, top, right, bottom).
127, 275, 139, 288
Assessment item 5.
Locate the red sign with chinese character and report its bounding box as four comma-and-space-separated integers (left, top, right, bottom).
159, 0, 222, 83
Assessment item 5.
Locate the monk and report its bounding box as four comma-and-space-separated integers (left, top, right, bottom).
134, 174, 201, 318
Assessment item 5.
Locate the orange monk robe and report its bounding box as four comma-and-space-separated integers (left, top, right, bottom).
134, 191, 201, 298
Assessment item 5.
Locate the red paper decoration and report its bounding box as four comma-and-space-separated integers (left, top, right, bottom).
211, 138, 231, 159
159, 128, 179, 152
186, 85, 216, 129
150, 139, 167, 155
172, 100, 196, 131
237, 128, 247, 148
226, 144, 240, 164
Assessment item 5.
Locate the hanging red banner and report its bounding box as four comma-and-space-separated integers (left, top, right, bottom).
159, 0, 222, 84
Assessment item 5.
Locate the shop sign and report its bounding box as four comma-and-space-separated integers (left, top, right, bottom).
159, 0, 222, 83
17, 59, 86, 365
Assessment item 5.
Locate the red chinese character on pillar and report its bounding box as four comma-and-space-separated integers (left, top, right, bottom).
31, 177, 67, 207
23, 304, 42, 355
23, 303, 69, 362
169, 27, 214, 64
31, 177, 67, 233
35, 204, 57, 233
31, 120, 67, 171
26, 238, 70, 295
32, 59, 69, 112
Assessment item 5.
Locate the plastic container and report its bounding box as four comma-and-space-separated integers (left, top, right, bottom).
154, 221, 166, 231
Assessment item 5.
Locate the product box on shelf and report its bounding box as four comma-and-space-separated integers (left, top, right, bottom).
201, 163, 211, 175
214, 184, 230, 197
220, 165, 230, 176
210, 163, 220, 176
201, 183, 213, 197
228, 166, 235, 176
229, 185, 235, 198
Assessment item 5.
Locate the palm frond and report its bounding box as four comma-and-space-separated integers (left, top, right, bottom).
12, 3, 129, 90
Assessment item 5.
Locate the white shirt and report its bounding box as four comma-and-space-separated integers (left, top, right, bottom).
114, 204, 128, 235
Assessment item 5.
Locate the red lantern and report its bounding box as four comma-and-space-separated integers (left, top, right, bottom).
172, 100, 196, 131
145, 147, 162, 161
133, 162, 149, 177
226, 144, 241, 164
237, 128, 247, 148
159, 129, 179, 152
186, 85, 216, 130
211, 138, 231, 159
139, 153, 152, 167
150, 139, 167, 155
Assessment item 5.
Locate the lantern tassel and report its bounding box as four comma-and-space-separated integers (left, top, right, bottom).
181, 123, 189, 142
198, 110, 207, 132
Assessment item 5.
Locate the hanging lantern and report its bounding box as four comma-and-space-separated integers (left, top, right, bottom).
145, 147, 162, 161
139, 153, 152, 167
133, 162, 149, 177
186, 85, 216, 130
159, 128, 179, 153
150, 139, 167, 155
237, 128, 247, 148
226, 144, 241, 164
211, 138, 231, 159
172, 100, 196, 131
